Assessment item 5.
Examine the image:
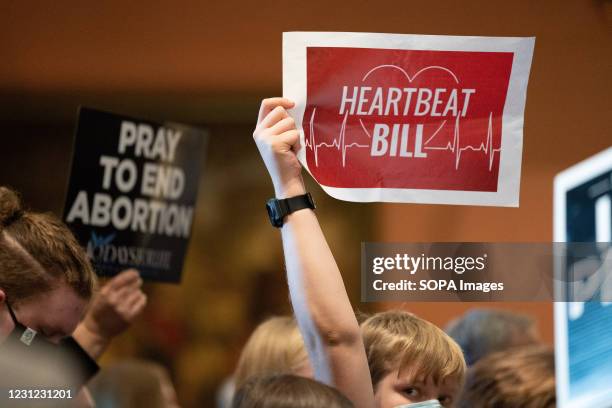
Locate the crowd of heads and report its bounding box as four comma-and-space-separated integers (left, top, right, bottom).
0, 181, 557, 408
226, 309, 555, 407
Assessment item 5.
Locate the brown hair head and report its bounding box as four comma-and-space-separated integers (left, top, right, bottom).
361, 310, 466, 388
0, 186, 96, 303
459, 346, 556, 408
232, 374, 354, 408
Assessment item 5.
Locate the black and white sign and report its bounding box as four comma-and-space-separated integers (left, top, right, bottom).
63, 107, 207, 283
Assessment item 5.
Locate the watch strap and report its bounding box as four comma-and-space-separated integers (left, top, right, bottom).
284, 193, 315, 214
267, 193, 315, 227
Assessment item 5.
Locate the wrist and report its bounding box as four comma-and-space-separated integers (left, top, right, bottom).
273, 176, 306, 199
73, 322, 111, 360
82, 320, 112, 346
266, 191, 315, 228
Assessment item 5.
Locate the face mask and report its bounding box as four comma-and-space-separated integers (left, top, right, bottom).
3, 301, 58, 357
396, 400, 443, 408
5, 301, 39, 346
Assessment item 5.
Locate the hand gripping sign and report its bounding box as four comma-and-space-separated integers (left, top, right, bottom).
283, 32, 534, 206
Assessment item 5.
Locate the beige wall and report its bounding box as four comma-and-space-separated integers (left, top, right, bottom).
2, 0, 610, 128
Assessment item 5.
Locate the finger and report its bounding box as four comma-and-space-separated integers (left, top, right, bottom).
106, 286, 129, 305
115, 291, 143, 317
126, 294, 147, 318
120, 290, 144, 309
107, 269, 141, 290
108, 284, 141, 305
125, 276, 144, 291
269, 116, 296, 134
258, 105, 289, 130
127, 292, 146, 309
278, 129, 300, 147
257, 97, 295, 124
292, 136, 302, 154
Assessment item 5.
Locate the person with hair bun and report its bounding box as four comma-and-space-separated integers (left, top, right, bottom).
0, 185, 147, 357
0, 186, 150, 407
0, 186, 97, 345
0, 185, 102, 405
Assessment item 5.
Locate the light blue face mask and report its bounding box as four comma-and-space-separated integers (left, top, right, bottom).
395, 400, 443, 408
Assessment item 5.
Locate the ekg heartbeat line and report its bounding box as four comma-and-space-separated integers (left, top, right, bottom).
306, 107, 501, 171
305, 107, 370, 167
424, 112, 500, 171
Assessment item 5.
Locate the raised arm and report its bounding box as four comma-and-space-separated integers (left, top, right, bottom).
253, 98, 375, 408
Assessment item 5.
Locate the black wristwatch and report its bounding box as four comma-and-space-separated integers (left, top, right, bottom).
266, 193, 316, 228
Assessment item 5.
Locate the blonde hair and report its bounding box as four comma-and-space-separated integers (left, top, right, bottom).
235, 316, 309, 389
361, 310, 466, 388
0, 186, 96, 303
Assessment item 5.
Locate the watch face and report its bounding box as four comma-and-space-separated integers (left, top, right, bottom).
266, 199, 283, 227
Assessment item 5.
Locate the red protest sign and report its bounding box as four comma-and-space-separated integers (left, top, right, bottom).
305, 47, 513, 191
284, 32, 534, 206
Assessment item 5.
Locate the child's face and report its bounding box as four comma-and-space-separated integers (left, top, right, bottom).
373, 367, 460, 408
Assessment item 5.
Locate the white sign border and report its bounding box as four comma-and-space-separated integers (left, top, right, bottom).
283, 31, 535, 207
